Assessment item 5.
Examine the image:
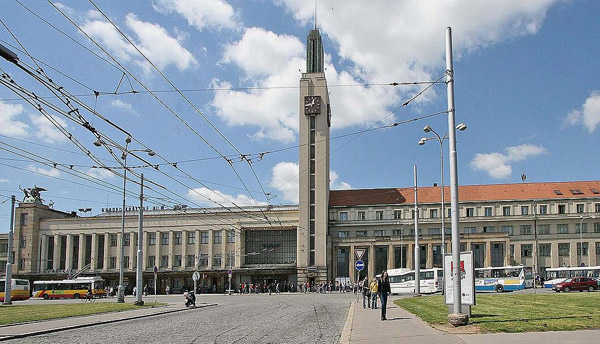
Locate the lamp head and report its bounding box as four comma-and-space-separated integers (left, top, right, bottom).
93, 140, 102, 147
423, 125, 432, 133
147, 150, 156, 157
456, 123, 467, 131
418, 138, 427, 146
125, 136, 132, 144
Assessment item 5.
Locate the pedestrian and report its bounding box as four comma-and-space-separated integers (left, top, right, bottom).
166, 285, 170, 295
276, 282, 280, 294
378, 270, 391, 321
143, 284, 148, 296
133, 286, 137, 297
370, 278, 378, 309
361, 278, 370, 309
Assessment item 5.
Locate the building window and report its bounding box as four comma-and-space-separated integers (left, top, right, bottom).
20, 235, 26, 248
214, 231, 222, 244
110, 234, 117, 247
110, 257, 117, 269
576, 204, 585, 213
187, 231, 196, 244
123, 256, 130, 269
483, 226, 496, 233
521, 244, 533, 257
227, 230, 235, 243
463, 227, 476, 234
484, 207, 492, 217
392, 229, 403, 236
148, 255, 155, 268
226, 253, 235, 267
558, 204, 566, 214
160, 255, 168, 267
501, 226, 513, 235
123, 233, 130, 246
510, 244, 514, 258
161, 232, 169, 245
595, 223, 600, 233
357, 211, 366, 221
466, 208, 475, 217
201, 231, 209, 244
338, 231, 350, 238
557, 224, 569, 234
198, 254, 208, 267
577, 242, 589, 256
503, 206, 511, 216
174, 255, 182, 267
429, 209, 438, 218
538, 205, 548, 215
539, 244, 551, 256
213, 255, 222, 267
356, 231, 367, 237
376, 211, 384, 220
538, 224, 550, 235
339, 212, 348, 221
575, 223, 588, 233
186, 254, 195, 267
393, 210, 402, 219
596, 204, 600, 213
20, 213, 28, 226
519, 225, 532, 235
174, 232, 182, 245
374, 230, 386, 237
521, 206, 529, 215
18, 258, 25, 269
558, 243, 570, 256
148, 233, 156, 246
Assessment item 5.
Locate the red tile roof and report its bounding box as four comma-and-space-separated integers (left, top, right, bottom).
329, 181, 600, 206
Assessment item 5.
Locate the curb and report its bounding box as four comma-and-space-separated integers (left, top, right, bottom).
339, 301, 355, 344
0, 303, 217, 341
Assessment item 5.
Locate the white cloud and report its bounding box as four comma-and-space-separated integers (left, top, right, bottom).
565, 91, 600, 133
330, 171, 352, 190
153, 0, 238, 31
81, 11, 197, 72
470, 144, 547, 179
0, 100, 28, 138
86, 168, 116, 180
110, 99, 139, 116
187, 187, 266, 207
27, 166, 61, 178
0, 179, 9, 183
29, 115, 68, 144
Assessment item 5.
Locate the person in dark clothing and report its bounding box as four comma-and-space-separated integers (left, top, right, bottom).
378, 270, 391, 321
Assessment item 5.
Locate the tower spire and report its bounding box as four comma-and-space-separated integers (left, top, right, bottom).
306, 4, 324, 74
314, 0, 317, 30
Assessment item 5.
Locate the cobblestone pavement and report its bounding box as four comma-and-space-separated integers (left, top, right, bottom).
5, 292, 354, 344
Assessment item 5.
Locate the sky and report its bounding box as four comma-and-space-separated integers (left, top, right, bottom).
1, 0, 599, 233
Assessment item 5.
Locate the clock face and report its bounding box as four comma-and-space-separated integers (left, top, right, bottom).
304, 95, 322, 114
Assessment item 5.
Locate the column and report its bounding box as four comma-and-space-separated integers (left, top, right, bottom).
221, 229, 227, 269
116, 232, 122, 271
208, 230, 214, 269
485, 241, 492, 268
53, 234, 60, 270
143, 231, 149, 270
129, 232, 136, 270
195, 229, 200, 269
570, 241, 577, 267
78, 233, 85, 271
182, 231, 188, 270
104, 233, 110, 271
91, 233, 97, 271
233, 229, 241, 268
156, 231, 161, 269
427, 243, 433, 269
349, 244, 356, 282
168, 230, 174, 269
407, 243, 414, 270
387, 244, 394, 270
40, 234, 48, 273
551, 242, 559, 267
65, 234, 73, 272
368, 244, 375, 280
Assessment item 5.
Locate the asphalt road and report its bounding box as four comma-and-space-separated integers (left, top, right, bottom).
7, 292, 354, 344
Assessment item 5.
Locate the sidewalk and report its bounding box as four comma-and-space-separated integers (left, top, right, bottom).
340, 296, 600, 344
0, 302, 215, 341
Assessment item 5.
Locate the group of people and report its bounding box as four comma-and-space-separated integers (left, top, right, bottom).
360, 270, 391, 321
239, 282, 284, 295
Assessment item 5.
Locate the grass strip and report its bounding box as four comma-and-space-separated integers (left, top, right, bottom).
395, 293, 600, 333
0, 302, 165, 326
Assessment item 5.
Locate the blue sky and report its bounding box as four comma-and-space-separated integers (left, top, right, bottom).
1, 0, 599, 232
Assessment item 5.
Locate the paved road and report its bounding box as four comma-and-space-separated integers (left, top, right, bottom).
5, 293, 354, 344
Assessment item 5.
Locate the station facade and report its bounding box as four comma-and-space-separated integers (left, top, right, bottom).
2, 28, 600, 293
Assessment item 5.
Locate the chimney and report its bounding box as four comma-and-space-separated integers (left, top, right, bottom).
433, 183, 438, 187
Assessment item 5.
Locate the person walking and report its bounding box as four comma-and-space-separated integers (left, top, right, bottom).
369, 278, 378, 309
378, 270, 391, 321
361, 278, 370, 308
165, 285, 170, 295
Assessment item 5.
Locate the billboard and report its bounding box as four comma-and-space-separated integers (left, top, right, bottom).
444, 251, 476, 306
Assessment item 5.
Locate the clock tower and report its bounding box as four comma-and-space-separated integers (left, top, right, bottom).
298, 27, 330, 284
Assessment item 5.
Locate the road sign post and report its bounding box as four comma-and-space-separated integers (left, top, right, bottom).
192, 271, 200, 295
228, 269, 232, 295
355, 259, 364, 303
153, 265, 158, 304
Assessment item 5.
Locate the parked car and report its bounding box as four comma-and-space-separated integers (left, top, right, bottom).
553, 277, 598, 292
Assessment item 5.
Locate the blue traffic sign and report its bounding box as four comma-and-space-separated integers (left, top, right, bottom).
355, 260, 365, 271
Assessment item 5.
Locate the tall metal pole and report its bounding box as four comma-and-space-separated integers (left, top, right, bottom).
135, 174, 144, 305
446, 27, 462, 315
414, 165, 420, 294
3, 195, 15, 305
117, 149, 128, 303
439, 139, 446, 295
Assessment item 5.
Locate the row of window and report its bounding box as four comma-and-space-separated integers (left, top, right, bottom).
517, 242, 598, 257
106, 230, 236, 247
106, 253, 236, 269
336, 203, 600, 221
336, 223, 600, 238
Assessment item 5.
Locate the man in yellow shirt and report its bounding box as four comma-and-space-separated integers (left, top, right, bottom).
370, 279, 378, 309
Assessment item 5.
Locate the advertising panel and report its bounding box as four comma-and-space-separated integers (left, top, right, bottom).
444, 251, 476, 306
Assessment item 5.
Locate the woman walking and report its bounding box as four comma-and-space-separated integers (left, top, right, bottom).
378, 270, 391, 320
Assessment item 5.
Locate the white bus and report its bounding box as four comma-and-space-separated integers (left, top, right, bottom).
33, 276, 106, 299
543, 266, 600, 288
388, 268, 443, 294
475, 266, 534, 292
0, 278, 31, 302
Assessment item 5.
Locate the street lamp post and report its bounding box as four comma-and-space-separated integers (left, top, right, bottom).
579, 215, 595, 266
93, 136, 154, 303
418, 123, 466, 292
